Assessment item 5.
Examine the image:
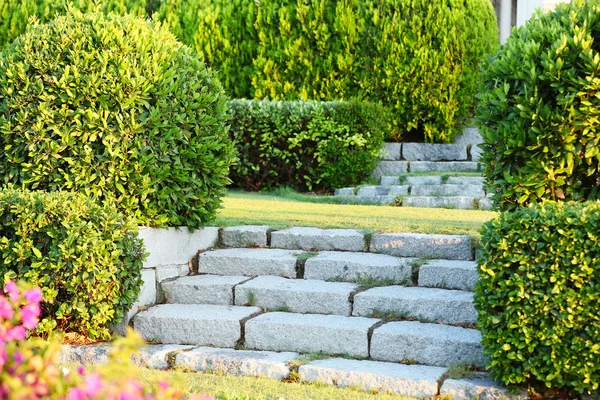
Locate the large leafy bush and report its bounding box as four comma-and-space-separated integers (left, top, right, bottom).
0, 190, 145, 340
0, 10, 236, 228
475, 201, 600, 394
159, 0, 498, 143
228, 99, 388, 191
477, 0, 600, 211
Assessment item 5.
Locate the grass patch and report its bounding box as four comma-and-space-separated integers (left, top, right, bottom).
446, 363, 481, 379
295, 251, 318, 263
330, 274, 406, 288
217, 191, 495, 236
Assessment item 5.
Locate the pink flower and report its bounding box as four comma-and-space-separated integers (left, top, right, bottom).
0, 296, 13, 320
83, 374, 104, 396
13, 351, 23, 366
158, 381, 169, 391
23, 288, 43, 304
67, 387, 87, 400
20, 304, 41, 329
77, 365, 86, 376
4, 280, 20, 302
6, 325, 26, 341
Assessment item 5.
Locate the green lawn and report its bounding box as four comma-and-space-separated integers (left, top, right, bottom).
215, 191, 496, 237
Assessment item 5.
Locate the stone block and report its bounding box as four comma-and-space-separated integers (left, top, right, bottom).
446, 176, 485, 185
334, 188, 355, 196
370, 321, 485, 367
380, 176, 400, 186
372, 161, 409, 177
356, 186, 408, 197
453, 126, 483, 146
405, 176, 442, 185
402, 143, 467, 161
418, 260, 479, 291
162, 275, 250, 305
245, 312, 379, 357
271, 227, 365, 252
409, 161, 479, 173
133, 304, 261, 347
381, 143, 402, 161
155, 265, 188, 283
175, 347, 298, 379
134, 344, 196, 369
139, 226, 219, 268
440, 378, 530, 399
403, 196, 479, 210
352, 286, 477, 324
198, 248, 302, 278
370, 233, 473, 260
299, 358, 447, 398
410, 184, 485, 197
470, 144, 484, 162
342, 196, 395, 205
60, 344, 111, 365
479, 197, 494, 210
234, 276, 357, 315
304, 251, 413, 283
221, 226, 269, 248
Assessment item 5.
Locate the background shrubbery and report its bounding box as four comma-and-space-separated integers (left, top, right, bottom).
0, 9, 235, 228
475, 201, 600, 394
0, 190, 145, 340
477, 0, 600, 211
228, 100, 388, 191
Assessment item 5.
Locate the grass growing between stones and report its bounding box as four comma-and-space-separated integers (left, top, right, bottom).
134, 367, 417, 400
217, 191, 495, 236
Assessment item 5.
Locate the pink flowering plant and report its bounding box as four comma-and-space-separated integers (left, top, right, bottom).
1, 279, 215, 400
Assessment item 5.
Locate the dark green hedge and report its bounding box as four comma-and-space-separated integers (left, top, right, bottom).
0, 9, 235, 229
475, 201, 600, 394
228, 99, 388, 191
477, 0, 600, 211
0, 190, 145, 340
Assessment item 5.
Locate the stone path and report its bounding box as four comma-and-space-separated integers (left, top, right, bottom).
62, 225, 528, 399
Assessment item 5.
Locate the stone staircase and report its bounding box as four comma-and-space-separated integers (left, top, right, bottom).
62, 226, 525, 398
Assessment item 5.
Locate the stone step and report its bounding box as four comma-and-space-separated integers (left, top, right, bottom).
381, 143, 402, 161
244, 312, 380, 358
403, 196, 481, 210
198, 248, 303, 278
234, 276, 358, 316
446, 176, 485, 185
299, 358, 447, 398
370, 233, 473, 260
418, 260, 479, 291
402, 143, 468, 161
410, 184, 485, 197
356, 185, 408, 197
270, 227, 365, 252
304, 251, 414, 283
339, 195, 396, 205
175, 347, 298, 380
372, 161, 409, 177
441, 378, 529, 399
221, 225, 269, 248
162, 275, 250, 305
352, 286, 477, 325
405, 176, 443, 185
380, 176, 401, 186
133, 304, 261, 347
409, 161, 480, 173
370, 321, 484, 367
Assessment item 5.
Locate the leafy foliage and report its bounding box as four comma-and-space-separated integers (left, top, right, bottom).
228, 99, 388, 191
477, 0, 600, 211
475, 201, 600, 394
0, 9, 236, 228
160, 0, 498, 143
0, 190, 145, 340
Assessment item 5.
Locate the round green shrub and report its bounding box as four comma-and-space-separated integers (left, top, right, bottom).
0, 190, 145, 340
477, 0, 600, 211
475, 201, 600, 394
0, 9, 236, 228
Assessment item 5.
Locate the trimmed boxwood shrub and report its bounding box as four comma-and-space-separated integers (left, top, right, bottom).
228, 99, 388, 191
477, 0, 600, 211
0, 190, 145, 340
475, 201, 600, 394
0, 9, 236, 228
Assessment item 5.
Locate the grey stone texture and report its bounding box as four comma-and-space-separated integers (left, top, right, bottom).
409, 161, 480, 173
271, 227, 365, 252
244, 312, 380, 357
446, 176, 485, 185
175, 347, 298, 379
60, 344, 111, 365
221, 225, 269, 248
198, 248, 302, 278
418, 260, 479, 291
133, 345, 196, 369
139, 226, 219, 268
356, 186, 408, 197
403, 196, 480, 210
352, 286, 478, 324
405, 176, 443, 185
372, 161, 409, 177
381, 143, 402, 161
299, 358, 447, 398
111, 268, 157, 335
304, 251, 413, 283
479, 197, 494, 210
334, 188, 355, 196
340, 195, 395, 205
471, 144, 484, 162
234, 276, 357, 315
453, 126, 483, 146
370, 321, 485, 367
380, 176, 400, 186
370, 233, 473, 260
410, 184, 485, 197
155, 265, 188, 283
162, 275, 250, 305
402, 143, 468, 161
440, 378, 530, 400
133, 304, 261, 347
